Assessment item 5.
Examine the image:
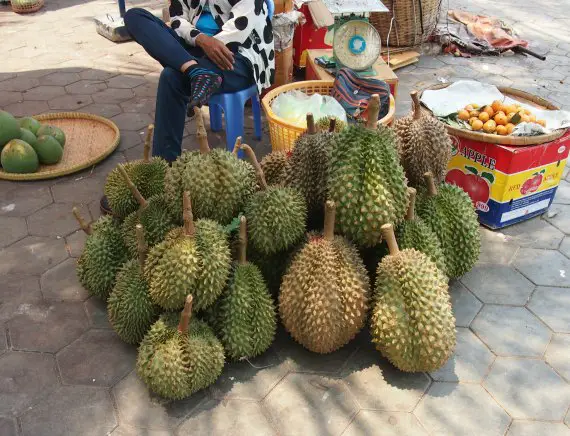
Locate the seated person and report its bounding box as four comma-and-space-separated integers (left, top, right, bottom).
101, 0, 275, 214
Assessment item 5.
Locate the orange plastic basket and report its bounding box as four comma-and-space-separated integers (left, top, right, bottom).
262, 80, 396, 152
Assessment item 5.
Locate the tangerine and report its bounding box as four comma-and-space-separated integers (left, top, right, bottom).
537, 119, 547, 127
465, 104, 474, 112
483, 106, 495, 117
483, 120, 497, 133
496, 125, 508, 136
458, 110, 470, 121
491, 100, 503, 113
471, 119, 484, 131
478, 112, 490, 122
470, 110, 481, 118
494, 113, 508, 126
506, 123, 515, 134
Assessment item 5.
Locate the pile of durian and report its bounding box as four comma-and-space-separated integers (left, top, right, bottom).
74, 94, 481, 400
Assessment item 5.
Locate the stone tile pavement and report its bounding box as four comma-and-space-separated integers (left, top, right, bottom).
1, 0, 570, 434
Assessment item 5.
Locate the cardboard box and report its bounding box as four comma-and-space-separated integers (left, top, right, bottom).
445, 132, 570, 229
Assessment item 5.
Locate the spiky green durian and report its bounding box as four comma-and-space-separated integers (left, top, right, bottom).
416, 173, 480, 278
316, 116, 346, 133
371, 224, 456, 372
242, 144, 307, 255
260, 151, 290, 186
280, 202, 370, 354
145, 192, 231, 311
104, 125, 168, 218
74, 210, 129, 300
136, 295, 225, 399
107, 224, 160, 344
393, 92, 452, 187
328, 95, 408, 247
396, 187, 446, 274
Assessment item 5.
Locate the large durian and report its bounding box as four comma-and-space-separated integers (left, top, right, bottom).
209, 216, 277, 360
417, 172, 480, 278
371, 224, 456, 372
104, 125, 168, 218
279, 201, 370, 354
241, 143, 307, 255
260, 150, 290, 186
136, 295, 225, 399
328, 94, 408, 247
396, 187, 446, 274
393, 91, 452, 187
164, 108, 256, 224
74, 209, 129, 300
107, 224, 160, 344
118, 165, 178, 257
145, 192, 231, 311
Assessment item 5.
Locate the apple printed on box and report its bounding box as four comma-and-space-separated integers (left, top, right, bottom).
445, 131, 570, 229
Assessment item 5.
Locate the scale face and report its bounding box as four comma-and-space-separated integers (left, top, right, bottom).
333, 19, 381, 71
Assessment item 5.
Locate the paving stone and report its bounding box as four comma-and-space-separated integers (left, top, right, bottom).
554, 180, 570, 204
527, 287, 570, 333
111, 112, 154, 131
514, 248, 570, 287
0, 332, 6, 354
120, 97, 156, 113
57, 329, 136, 386
51, 176, 104, 204
80, 103, 123, 118
40, 258, 89, 301
545, 334, 570, 381
545, 204, 570, 234
507, 421, 570, 436
263, 373, 358, 436
107, 74, 148, 89
414, 383, 510, 436
341, 410, 427, 436
0, 351, 59, 416
0, 91, 23, 105
65, 80, 107, 95
79, 70, 118, 81
23, 85, 67, 101
133, 83, 158, 98
340, 342, 430, 411
48, 94, 93, 110
113, 371, 206, 430
561, 237, 570, 258
479, 227, 520, 265
484, 357, 570, 420
7, 301, 89, 352
20, 385, 117, 436
449, 280, 482, 327
471, 306, 551, 357
65, 229, 87, 258
500, 217, 564, 249
0, 77, 40, 92
0, 236, 68, 276
461, 264, 535, 305
92, 88, 135, 104
28, 203, 89, 237
84, 296, 111, 329
39, 72, 81, 86
111, 424, 172, 436
117, 130, 144, 151
430, 328, 494, 383
0, 216, 27, 249
0, 417, 17, 436
0, 275, 42, 324
0, 183, 52, 217
3, 100, 49, 117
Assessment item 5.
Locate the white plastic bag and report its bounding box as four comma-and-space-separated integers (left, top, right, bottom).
271, 90, 347, 128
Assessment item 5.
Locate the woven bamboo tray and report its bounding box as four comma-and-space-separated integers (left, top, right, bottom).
0, 112, 120, 181
419, 84, 566, 146
11, 0, 44, 13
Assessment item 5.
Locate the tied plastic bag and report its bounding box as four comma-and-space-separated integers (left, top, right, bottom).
271, 90, 347, 128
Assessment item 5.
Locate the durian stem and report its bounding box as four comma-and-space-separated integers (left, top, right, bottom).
183, 191, 196, 237
194, 106, 210, 154
238, 215, 247, 264
135, 224, 147, 269
240, 143, 268, 190
178, 294, 193, 333
143, 124, 154, 162
424, 172, 438, 197
232, 136, 242, 156
306, 113, 316, 135
381, 224, 399, 255
118, 165, 148, 208
366, 94, 381, 130
323, 201, 336, 240
411, 91, 422, 120
72, 207, 92, 235
405, 187, 417, 221
329, 117, 337, 133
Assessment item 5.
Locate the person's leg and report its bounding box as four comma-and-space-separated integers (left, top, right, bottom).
195, 54, 254, 93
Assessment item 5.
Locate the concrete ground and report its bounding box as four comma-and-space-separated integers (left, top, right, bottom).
1, 0, 570, 434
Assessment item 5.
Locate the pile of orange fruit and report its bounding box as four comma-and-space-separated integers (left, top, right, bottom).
457, 100, 546, 135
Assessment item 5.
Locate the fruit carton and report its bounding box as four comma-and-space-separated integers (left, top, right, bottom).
445, 131, 570, 229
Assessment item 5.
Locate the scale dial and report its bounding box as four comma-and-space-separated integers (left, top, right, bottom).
333, 20, 381, 71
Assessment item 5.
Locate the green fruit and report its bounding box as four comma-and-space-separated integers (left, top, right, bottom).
19, 128, 37, 149
316, 116, 346, 133
0, 139, 39, 174
0, 111, 21, 150
370, 224, 456, 372
37, 125, 65, 147
260, 151, 290, 186
34, 135, 63, 165
19, 117, 41, 135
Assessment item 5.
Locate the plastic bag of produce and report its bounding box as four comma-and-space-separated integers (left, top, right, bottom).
271, 90, 347, 128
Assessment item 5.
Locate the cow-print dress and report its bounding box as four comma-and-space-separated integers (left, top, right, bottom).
169, 0, 275, 93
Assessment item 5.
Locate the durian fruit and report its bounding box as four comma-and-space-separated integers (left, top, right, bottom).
241, 143, 307, 255
393, 91, 452, 187
279, 201, 370, 354
104, 125, 168, 218
371, 224, 456, 372
260, 151, 290, 186
210, 216, 277, 360
107, 224, 160, 344
118, 165, 178, 257
136, 295, 225, 400
164, 108, 256, 224
396, 187, 446, 274
328, 94, 408, 247
145, 192, 231, 311
316, 116, 346, 133
73, 209, 129, 300
416, 172, 481, 278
